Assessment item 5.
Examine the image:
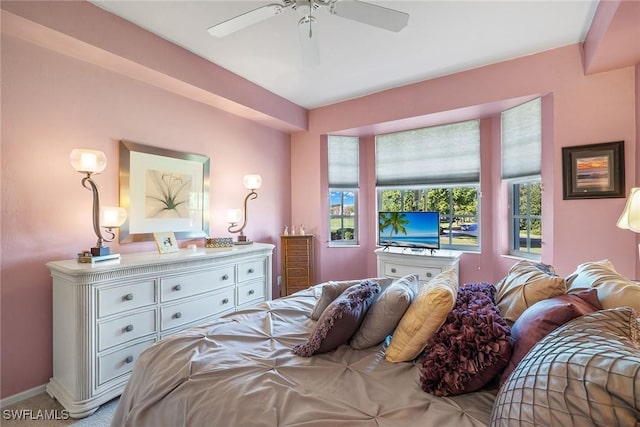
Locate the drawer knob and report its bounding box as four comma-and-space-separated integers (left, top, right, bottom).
222, 274, 229, 281
123, 324, 134, 333
123, 293, 134, 301
173, 284, 182, 291
124, 356, 134, 364
248, 289, 255, 295
426, 272, 432, 278
248, 268, 254, 274
390, 268, 397, 273
174, 312, 182, 319
222, 298, 229, 304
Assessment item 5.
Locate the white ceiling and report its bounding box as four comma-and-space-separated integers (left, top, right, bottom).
90, 0, 599, 109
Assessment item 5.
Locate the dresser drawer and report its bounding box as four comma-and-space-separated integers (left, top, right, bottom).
237, 259, 264, 283
160, 267, 235, 302
382, 263, 441, 282
97, 339, 155, 386
97, 309, 157, 352
160, 288, 235, 331
237, 281, 265, 306
97, 280, 156, 318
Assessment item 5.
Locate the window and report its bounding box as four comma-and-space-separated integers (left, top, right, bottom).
375, 120, 481, 250
502, 98, 542, 257
511, 180, 542, 255
328, 135, 359, 245
378, 186, 479, 248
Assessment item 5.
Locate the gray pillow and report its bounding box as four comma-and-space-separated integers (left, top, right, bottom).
310, 277, 393, 320
350, 275, 419, 350
293, 280, 382, 357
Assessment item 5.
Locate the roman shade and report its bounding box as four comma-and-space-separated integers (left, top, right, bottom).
375, 120, 480, 187
328, 135, 359, 188
501, 98, 541, 179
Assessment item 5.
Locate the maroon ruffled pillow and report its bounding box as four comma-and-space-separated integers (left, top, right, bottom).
292, 280, 381, 357
420, 282, 512, 396
500, 288, 601, 384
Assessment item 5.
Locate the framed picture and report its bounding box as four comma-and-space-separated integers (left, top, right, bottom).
153, 232, 180, 254
119, 140, 210, 242
562, 141, 624, 200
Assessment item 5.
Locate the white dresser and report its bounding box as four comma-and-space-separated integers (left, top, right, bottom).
46, 243, 274, 418
375, 247, 461, 284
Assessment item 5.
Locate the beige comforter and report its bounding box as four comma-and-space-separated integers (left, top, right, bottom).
111, 288, 496, 427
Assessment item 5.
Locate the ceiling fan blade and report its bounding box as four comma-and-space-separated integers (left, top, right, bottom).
208, 3, 285, 37
332, 0, 409, 32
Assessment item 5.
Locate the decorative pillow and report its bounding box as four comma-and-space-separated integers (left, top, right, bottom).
293, 280, 381, 357
385, 269, 458, 363
494, 260, 567, 324
350, 274, 419, 350
500, 288, 602, 385
310, 277, 393, 320
420, 282, 512, 396
491, 307, 640, 427
566, 259, 640, 311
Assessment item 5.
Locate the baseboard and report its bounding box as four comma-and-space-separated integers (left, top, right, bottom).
0, 384, 47, 408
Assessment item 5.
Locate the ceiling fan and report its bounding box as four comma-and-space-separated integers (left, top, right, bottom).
207, 0, 410, 39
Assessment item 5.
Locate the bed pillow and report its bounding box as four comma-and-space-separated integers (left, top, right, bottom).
310, 277, 393, 320
500, 288, 601, 385
293, 280, 381, 357
566, 259, 640, 311
491, 307, 640, 427
420, 282, 512, 396
350, 274, 419, 350
385, 269, 458, 363
494, 260, 567, 324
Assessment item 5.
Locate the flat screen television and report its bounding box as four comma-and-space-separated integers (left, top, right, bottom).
378, 211, 440, 251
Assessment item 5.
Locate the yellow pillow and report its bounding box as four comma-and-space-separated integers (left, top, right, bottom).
385, 269, 458, 363
495, 260, 567, 324
566, 259, 640, 311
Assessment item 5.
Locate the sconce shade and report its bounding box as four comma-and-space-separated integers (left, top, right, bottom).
101, 206, 127, 228
243, 174, 262, 190
227, 209, 243, 224
70, 149, 107, 174
617, 187, 640, 232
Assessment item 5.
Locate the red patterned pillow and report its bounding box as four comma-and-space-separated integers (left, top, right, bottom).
420, 282, 512, 396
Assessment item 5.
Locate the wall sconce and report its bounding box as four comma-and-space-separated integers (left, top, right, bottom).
616, 187, 640, 259
70, 148, 127, 263
227, 174, 262, 245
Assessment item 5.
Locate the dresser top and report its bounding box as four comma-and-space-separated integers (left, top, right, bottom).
47, 243, 275, 275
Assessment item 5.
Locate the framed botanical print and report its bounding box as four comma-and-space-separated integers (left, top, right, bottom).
119, 140, 210, 242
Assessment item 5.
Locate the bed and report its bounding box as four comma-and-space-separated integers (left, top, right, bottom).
111, 259, 640, 427
110, 285, 497, 426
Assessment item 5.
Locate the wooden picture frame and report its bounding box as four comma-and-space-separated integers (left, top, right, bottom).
119, 140, 210, 242
562, 141, 624, 200
153, 232, 180, 254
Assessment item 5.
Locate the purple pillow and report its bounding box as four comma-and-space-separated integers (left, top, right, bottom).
292, 280, 381, 357
500, 288, 601, 384
420, 282, 512, 396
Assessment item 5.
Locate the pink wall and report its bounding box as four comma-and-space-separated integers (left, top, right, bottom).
1, 33, 292, 399
292, 44, 638, 285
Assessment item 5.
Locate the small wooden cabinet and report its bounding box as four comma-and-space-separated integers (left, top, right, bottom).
281, 235, 314, 296
375, 248, 461, 285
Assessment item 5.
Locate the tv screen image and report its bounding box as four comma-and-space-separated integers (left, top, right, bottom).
378, 211, 440, 251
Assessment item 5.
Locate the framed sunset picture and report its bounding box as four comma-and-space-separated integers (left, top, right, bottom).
562, 141, 624, 199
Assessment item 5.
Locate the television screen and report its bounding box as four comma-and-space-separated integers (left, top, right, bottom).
378, 211, 440, 250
